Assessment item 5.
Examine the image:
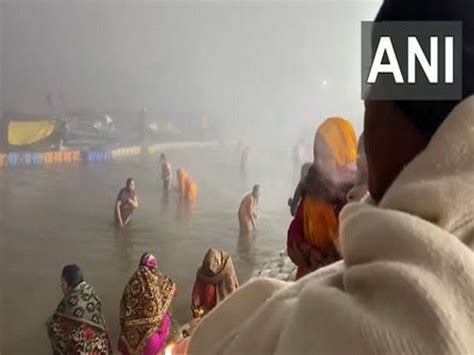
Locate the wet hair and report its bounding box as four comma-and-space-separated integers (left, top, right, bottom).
160, 153, 166, 160
252, 184, 260, 194
61, 264, 83, 288
375, 0, 474, 138
126, 177, 134, 186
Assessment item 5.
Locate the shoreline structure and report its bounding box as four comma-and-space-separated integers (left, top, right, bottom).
0, 140, 236, 169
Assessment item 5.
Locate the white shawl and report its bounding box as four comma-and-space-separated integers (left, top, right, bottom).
189, 97, 474, 355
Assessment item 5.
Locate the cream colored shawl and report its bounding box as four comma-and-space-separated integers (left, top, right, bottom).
189, 97, 474, 355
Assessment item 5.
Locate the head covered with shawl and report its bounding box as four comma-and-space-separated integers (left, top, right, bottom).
196, 248, 239, 303
304, 117, 357, 201
47, 265, 112, 354
119, 252, 176, 354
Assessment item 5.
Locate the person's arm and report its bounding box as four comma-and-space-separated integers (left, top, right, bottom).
116, 200, 123, 227
128, 195, 139, 208
248, 199, 257, 230
252, 199, 258, 219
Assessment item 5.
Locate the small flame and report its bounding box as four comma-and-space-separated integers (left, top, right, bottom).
164, 342, 175, 355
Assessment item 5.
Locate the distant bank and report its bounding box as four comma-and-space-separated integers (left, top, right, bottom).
0, 140, 237, 169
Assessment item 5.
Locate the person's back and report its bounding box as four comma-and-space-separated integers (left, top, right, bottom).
238, 185, 260, 233
287, 118, 356, 279
119, 253, 176, 355
238, 193, 253, 232
191, 249, 240, 319
47, 265, 112, 354
177, 169, 188, 195
185, 177, 197, 202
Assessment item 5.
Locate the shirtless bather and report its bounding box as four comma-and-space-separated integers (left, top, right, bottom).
238, 184, 260, 233
160, 154, 172, 191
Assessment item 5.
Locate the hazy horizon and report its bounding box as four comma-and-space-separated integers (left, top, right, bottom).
0, 0, 381, 142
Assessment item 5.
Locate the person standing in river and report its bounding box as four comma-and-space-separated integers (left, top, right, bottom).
115, 178, 139, 228
238, 184, 260, 234
240, 146, 250, 176
160, 153, 172, 191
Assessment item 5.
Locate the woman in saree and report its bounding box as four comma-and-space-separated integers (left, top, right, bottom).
46, 264, 112, 355
177, 169, 188, 196
177, 169, 197, 202
287, 117, 357, 280
185, 176, 197, 203
191, 248, 239, 319
118, 252, 176, 355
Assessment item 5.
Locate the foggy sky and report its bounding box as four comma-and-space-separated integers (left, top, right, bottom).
0, 0, 381, 141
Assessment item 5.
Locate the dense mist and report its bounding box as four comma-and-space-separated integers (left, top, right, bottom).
1, 0, 380, 146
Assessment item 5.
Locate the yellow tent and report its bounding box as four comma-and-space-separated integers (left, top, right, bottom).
8, 120, 55, 146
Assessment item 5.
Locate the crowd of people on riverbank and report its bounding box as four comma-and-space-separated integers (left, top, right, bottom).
47, 112, 363, 354
45, 0, 474, 353
46, 248, 241, 354
47, 100, 375, 354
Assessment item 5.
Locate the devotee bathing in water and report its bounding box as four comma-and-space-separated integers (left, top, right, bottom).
287, 117, 357, 279
47, 264, 112, 354
160, 153, 172, 191
177, 169, 197, 202
115, 178, 138, 227
238, 184, 260, 233
118, 252, 176, 355
191, 248, 239, 319
175, 1, 474, 353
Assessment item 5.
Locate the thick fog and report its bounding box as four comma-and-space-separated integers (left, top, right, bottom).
1, 0, 380, 145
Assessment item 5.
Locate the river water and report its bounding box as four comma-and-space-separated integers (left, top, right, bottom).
0, 145, 295, 354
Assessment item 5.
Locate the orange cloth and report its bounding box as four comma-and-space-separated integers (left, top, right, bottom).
185, 178, 197, 202
289, 117, 357, 280
177, 170, 188, 195
314, 117, 357, 168
177, 169, 197, 201
192, 279, 217, 315
302, 195, 339, 252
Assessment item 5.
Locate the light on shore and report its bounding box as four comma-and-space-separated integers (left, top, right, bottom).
164, 342, 175, 355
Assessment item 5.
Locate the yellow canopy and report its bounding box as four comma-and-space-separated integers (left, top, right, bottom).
8, 120, 55, 146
